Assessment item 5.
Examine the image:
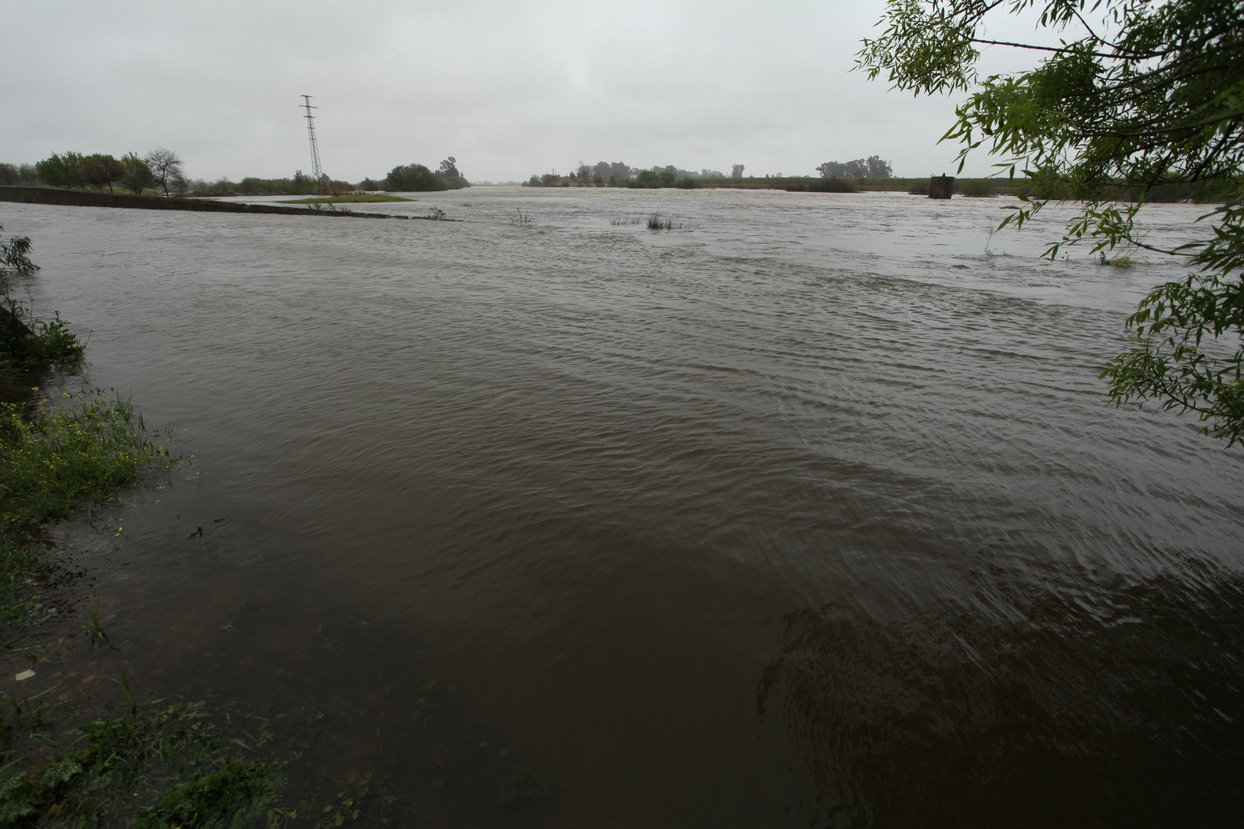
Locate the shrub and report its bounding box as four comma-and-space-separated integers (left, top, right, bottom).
6, 311, 85, 366
630, 170, 661, 189
384, 163, 447, 192
0, 227, 85, 368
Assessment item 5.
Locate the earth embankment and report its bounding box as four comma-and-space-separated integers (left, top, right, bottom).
0, 186, 397, 218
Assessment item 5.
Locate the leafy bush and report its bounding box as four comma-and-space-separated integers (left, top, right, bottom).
0, 310, 85, 367
0, 226, 86, 368
629, 170, 661, 189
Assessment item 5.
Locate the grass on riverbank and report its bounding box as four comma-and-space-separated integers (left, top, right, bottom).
0, 229, 300, 826
0, 392, 167, 527
278, 194, 411, 205
0, 391, 298, 825
0, 391, 169, 629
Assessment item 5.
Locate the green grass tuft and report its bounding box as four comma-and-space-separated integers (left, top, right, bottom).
0, 390, 168, 527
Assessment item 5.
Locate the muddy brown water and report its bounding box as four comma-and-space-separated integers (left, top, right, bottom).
4, 189, 1243, 827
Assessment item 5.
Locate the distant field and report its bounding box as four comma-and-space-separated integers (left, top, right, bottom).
280, 194, 412, 204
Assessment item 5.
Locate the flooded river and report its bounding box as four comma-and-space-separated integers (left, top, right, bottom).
5, 188, 1243, 826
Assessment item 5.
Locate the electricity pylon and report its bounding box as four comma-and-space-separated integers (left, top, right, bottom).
301, 94, 325, 192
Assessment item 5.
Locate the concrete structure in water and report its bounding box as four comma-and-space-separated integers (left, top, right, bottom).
929, 175, 954, 199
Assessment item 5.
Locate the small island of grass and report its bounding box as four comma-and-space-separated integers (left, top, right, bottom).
279, 193, 412, 204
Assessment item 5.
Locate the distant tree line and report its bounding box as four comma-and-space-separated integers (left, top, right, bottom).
15, 150, 187, 196
185, 171, 343, 197
525, 161, 735, 188
2, 153, 471, 197
816, 156, 892, 179
0, 164, 39, 186
522, 157, 896, 188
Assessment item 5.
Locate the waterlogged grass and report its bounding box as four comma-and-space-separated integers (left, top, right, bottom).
0, 698, 292, 828
0, 392, 296, 826
0, 391, 168, 527
0, 389, 554, 825
279, 194, 411, 204
0, 390, 169, 636
0, 677, 552, 827
610, 213, 689, 230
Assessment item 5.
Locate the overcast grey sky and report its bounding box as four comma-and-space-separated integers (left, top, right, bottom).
1, 1, 1049, 183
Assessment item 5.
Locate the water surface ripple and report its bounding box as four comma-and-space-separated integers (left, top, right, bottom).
8, 189, 1243, 827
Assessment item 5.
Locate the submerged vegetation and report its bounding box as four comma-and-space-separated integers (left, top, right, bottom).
0, 393, 172, 662
610, 214, 689, 230
646, 213, 686, 230
0, 698, 290, 828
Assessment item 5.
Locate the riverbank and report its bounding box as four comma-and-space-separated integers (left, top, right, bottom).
0, 186, 404, 218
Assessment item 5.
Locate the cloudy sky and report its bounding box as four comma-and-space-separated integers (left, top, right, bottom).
1, 0, 1051, 184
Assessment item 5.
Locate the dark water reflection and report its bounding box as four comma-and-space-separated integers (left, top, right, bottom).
4, 189, 1243, 826
761, 562, 1244, 827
